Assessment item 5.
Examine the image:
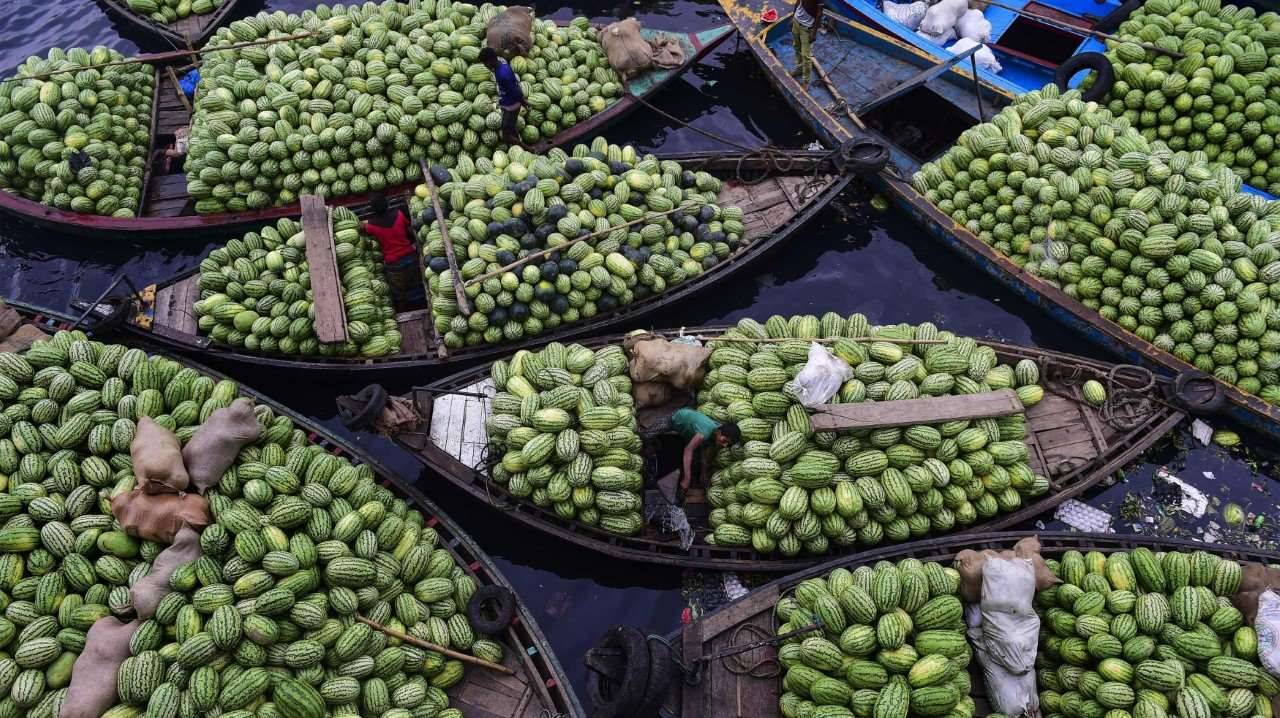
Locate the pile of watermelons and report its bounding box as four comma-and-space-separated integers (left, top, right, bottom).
412, 138, 744, 349
700, 315, 1048, 557
185, 2, 626, 213
0, 47, 153, 217
0, 329, 498, 718
774, 558, 973, 718
192, 207, 403, 358
486, 341, 646, 535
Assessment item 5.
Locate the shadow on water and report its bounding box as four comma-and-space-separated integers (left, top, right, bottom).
2, 0, 1280, 705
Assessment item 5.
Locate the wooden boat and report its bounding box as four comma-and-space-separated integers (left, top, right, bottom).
383, 324, 1183, 571
95, 0, 242, 50
3, 299, 583, 718
82, 151, 852, 375
0, 25, 734, 240
598, 532, 1280, 718
824, 0, 1278, 200
725, 4, 1280, 440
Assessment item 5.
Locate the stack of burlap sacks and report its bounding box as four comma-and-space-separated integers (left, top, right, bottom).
485, 7, 683, 80
63, 399, 262, 718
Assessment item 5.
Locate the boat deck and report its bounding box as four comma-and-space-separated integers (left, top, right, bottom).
451, 648, 554, 718
143, 73, 194, 219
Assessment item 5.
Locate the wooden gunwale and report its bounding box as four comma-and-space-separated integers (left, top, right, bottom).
96, 0, 242, 49
9, 300, 583, 718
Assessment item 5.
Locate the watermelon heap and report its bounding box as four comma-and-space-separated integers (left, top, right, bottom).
1102, 0, 1280, 195
0, 47, 153, 218
192, 208, 403, 358
125, 0, 224, 24
1035, 549, 1274, 718
185, 1, 625, 213
774, 559, 972, 718
486, 341, 645, 536
701, 315, 1047, 557
913, 86, 1280, 404
0, 330, 498, 718
413, 138, 745, 349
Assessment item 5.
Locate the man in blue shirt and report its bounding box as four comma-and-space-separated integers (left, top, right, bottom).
480, 48, 525, 145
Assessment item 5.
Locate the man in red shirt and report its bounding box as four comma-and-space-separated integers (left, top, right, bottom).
363, 193, 425, 308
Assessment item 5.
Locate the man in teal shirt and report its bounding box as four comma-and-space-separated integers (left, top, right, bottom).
671, 408, 740, 495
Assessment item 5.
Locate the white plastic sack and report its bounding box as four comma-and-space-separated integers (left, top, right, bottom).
980, 557, 1039, 673
792, 343, 853, 408
918, 27, 957, 45
1257, 589, 1280, 677
947, 38, 1003, 73
919, 0, 967, 35
956, 8, 992, 42
884, 0, 929, 30
976, 643, 1041, 718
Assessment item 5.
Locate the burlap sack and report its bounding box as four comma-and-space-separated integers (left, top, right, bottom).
1234, 563, 1280, 623
957, 539, 1059, 603
624, 335, 712, 391
601, 18, 653, 79
486, 6, 534, 57
0, 324, 48, 354
650, 35, 686, 69
633, 382, 674, 409
0, 304, 23, 340
182, 398, 261, 492
60, 617, 137, 718
111, 489, 210, 544
132, 417, 189, 494
129, 525, 201, 619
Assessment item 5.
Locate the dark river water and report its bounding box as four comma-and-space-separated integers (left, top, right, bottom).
2, 0, 1279, 707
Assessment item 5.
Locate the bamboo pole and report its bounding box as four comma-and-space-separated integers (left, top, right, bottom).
419, 159, 472, 316
463, 201, 697, 287
811, 58, 866, 130
3, 32, 318, 84
355, 615, 515, 675
165, 66, 193, 114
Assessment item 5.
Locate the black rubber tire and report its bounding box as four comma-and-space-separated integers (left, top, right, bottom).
1170, 370, 1227, 415
335, 385, 388, 430
840, 139, 890, 175
466, 585, 516, 635
626, 636, 676, 718
586, 627, 651, 718
1055, 52, 1115, 103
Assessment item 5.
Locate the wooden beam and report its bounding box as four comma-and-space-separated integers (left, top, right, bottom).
300, 195, 349, 344
810, 389, 1024, 431
418, 159, 472, 316
164, 66, 193, 114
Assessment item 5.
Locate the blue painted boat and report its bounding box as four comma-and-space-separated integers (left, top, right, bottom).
719, 0, 1280, 440
826, 0, 1279, 200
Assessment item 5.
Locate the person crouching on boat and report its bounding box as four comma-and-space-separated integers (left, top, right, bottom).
672, 407, 740, 501
791, 0, 824, 87
363, 193, 425, 309
480, 47, 526, 146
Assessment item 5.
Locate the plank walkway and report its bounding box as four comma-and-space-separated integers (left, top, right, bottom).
143, 76, 193, 219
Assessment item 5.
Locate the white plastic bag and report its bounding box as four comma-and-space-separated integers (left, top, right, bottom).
947, 38, 1003, 73
980, 558, 1039, 673
884, 0, 929, 30
919, 0, 967, 35
975, 645, 1041, 718
792, 343, 853, 407
918, 27, 957, 45
1256, 589, 1280, 677
956, 8, 992, 42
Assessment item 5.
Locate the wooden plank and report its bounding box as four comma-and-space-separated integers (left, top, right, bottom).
1036, 424, 1099, 452
1027, 406, 1085, 432
458, 381, 492, 470
396, 311, 431, 355
681, 622, 704, 718
300, 195, 349, 344
430, 394, 460, 456
155, 276, 200, 335
1042, 438, 1098, 467
811, 389, 1023, 431
708, 611, 780, 718
698, 583, 780, 640
454, 681, 523, 716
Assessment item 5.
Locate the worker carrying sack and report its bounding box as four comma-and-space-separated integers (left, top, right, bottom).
111, 489, 211, 544
183, 398, 261, 493
624, 333, 712, 391
60, 617, 138, 718
132, 417, 190, 494
487, 6, 534, 57
129, 525, 202, 619
602, 18, 653, 79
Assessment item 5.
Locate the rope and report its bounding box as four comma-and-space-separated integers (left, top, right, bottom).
646, 620, 822, 686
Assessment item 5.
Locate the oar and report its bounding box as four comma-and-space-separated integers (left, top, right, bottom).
977, 0, 1182, 59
